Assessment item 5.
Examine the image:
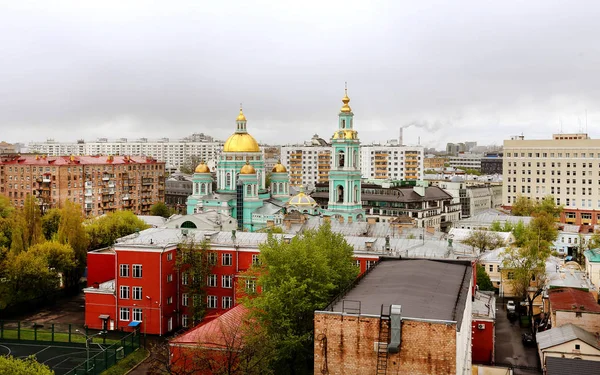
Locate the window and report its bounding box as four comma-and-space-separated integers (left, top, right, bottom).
245, 279, 256, 293
120, 308, 130, 321
167, 296, 173, 305
119, 264, 129, 277
120, 286, 130, 299
182, 273, 188, 285
133, 264, 142, 278
575, 344, 581, 350
207, 295, 218, 309
575, 312, 582, 318
222, 296, 233, 309
182, 293, 188, 306
132, 308, 143, 322
208, 274, 217, 287
252, 254, 260, 266
222, 275, 233, 288
167, 252, 173, 261
167, 274, 173, 283
133, 286, 142, 300
208, 253, 217, 265
222, 253, 232, 266
182, 314, 189, 328
354, 260, 361, 268
366, 260, 376, 270
507, 272, 514, 280
488, 265, 493, 272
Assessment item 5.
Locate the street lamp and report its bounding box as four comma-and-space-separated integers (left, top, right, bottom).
75, 329, 105, 372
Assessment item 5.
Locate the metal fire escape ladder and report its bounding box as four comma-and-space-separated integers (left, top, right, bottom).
376, 305, 390, 375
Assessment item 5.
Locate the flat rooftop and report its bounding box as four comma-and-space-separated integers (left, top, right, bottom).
329, 259, 472, 325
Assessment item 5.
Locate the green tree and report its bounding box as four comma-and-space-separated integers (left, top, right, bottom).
533, 196, 563, 217
502, 221, 515, 232
41, 208, 62, 240
502, 212, 558, 330
9, 223, 25, 254
176, 240, 212, 325
29, 241, 77, 275
57, 201, 89, 290
150, 202, 172, 218
243, 223, 358, 374
511, 195, 536, 216
512, 220, 528, 247
476, 264, 495, 291
86, 210, 149, 250
22, 195, 43, 248
462, 230, 505, 254
0, 355, 54, 375
489, 221, 502, 232
2, 250, 58, 308
0, 195, 14, 219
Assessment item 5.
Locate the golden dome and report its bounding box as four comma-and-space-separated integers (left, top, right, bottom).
333, 129, 357, 140
236, 106, 247, 121
287, 190, 317, 207
272, 161, 287, 173
340, 86, 352, 113
223, 133, 260, 152
240, 161, 256, 175
194, 162, 210, 173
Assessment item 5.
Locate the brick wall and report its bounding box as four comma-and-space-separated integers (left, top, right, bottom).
314, 312, 457, 375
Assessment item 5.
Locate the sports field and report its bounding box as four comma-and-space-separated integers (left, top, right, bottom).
0, 340, 109, 375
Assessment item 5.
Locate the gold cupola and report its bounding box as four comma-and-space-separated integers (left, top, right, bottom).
224, 105, 261, 152
272, 160, 287, 173
240, 161, 256, 175
340, 86, 352, 113
194, 161, 210, 173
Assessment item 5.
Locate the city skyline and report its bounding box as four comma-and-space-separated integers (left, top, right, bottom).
2, 1, 600, 148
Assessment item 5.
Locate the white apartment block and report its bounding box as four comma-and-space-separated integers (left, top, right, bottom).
503, 133, 600, 225
281, 145, 332, 188
29, 134, 223, 172
448, 154, 483, 170
360, 144, 424, 181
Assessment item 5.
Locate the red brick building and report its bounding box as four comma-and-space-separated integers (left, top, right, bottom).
313, 259, 474, 375
84, 228, 380, 335
0, 154, 165, 216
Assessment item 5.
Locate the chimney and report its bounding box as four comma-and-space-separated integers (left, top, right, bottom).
388, 305, 402, 353
399, 127, 403, 146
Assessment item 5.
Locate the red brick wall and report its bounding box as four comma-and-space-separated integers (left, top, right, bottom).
314, 313, 457, 375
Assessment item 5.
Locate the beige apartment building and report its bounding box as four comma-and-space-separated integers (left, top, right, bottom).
503, 133, 600, 225
0, 154, 165, 216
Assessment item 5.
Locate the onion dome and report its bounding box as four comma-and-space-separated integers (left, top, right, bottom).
194, 161, 210, 173
272, 161, 287, 173
240, 161, 256, 175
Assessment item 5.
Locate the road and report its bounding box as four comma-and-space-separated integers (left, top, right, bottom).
494, 300, 541, 375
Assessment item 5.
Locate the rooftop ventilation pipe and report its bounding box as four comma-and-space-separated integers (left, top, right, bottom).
388, 304, 402, 353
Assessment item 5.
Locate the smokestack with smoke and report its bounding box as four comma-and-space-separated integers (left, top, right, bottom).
399, 127, 403, 146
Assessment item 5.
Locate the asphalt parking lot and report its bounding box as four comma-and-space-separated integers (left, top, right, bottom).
494, 300, 541, 375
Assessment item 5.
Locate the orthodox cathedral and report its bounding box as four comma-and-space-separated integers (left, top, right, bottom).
186, 88, 365, 231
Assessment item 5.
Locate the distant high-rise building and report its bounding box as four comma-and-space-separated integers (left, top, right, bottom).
503, 133, 600, 224
281, 135, 331, 188
360, 142, 424, 180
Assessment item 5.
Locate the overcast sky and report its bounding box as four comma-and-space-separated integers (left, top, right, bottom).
1, 0, 600, 149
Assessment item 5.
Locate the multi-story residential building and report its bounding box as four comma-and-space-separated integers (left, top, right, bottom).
360, 141, 424, 180
262, 146, 281, 172
481, 152, 503, 175
448, 153, 483, 171
503, 133, 600, 225
28, 133, 222, 172
435, 179, 502, 218
281, 142, 331, 188
0, 142, 16, 155
424, 156, 448, 170
0, 154, 165, 216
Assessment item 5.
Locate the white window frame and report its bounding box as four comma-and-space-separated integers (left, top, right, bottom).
245, 279, 256, 293
222, 296, 233, 309
207, 295, 217, 309
222, 253, 232, 266
182, 314, 188, 328
119, 308, 130, 321
119, 264, 129, 278
252, 254, 260, 266
182, 293, 188, 306
132, 308, 142, 322
182, 273, 188, 285
119, 286, 130, 299
167, 252, 173, 261
132, 286, 142, 300
208, 274, 217, 287
167, 296, 173, 304
222, 275, 233, 288
132, 264, 142, 278
167, 274, 173, 283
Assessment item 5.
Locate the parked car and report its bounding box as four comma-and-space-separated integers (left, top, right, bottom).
507, 300, 516, 313
522, 332, 535, 346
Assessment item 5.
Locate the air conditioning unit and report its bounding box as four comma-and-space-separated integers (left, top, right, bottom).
477, 324, 485, 330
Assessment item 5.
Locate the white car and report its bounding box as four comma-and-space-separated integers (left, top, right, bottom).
507, 300, 516, 312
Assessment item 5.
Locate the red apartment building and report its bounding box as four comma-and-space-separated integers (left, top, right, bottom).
0, 154, 165, 216
84, 228, 381, 335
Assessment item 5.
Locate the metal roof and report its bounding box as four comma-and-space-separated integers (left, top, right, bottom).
537, 324, 600, 351
546, 357, 600, 375
328, 259, 472, 328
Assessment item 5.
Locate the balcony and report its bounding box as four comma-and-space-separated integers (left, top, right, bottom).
142, 178, 153, 185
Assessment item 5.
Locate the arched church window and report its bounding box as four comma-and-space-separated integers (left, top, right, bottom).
341, 119, 346, 129
338, 151, 345, 168
200, 183, 206, 195
337, 185, 344, 203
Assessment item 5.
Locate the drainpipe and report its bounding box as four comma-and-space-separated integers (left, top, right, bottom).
160, 246, 163, 336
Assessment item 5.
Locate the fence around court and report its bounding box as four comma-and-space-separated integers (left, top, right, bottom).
64, 330, 142, 375
0, 320, 122, 345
